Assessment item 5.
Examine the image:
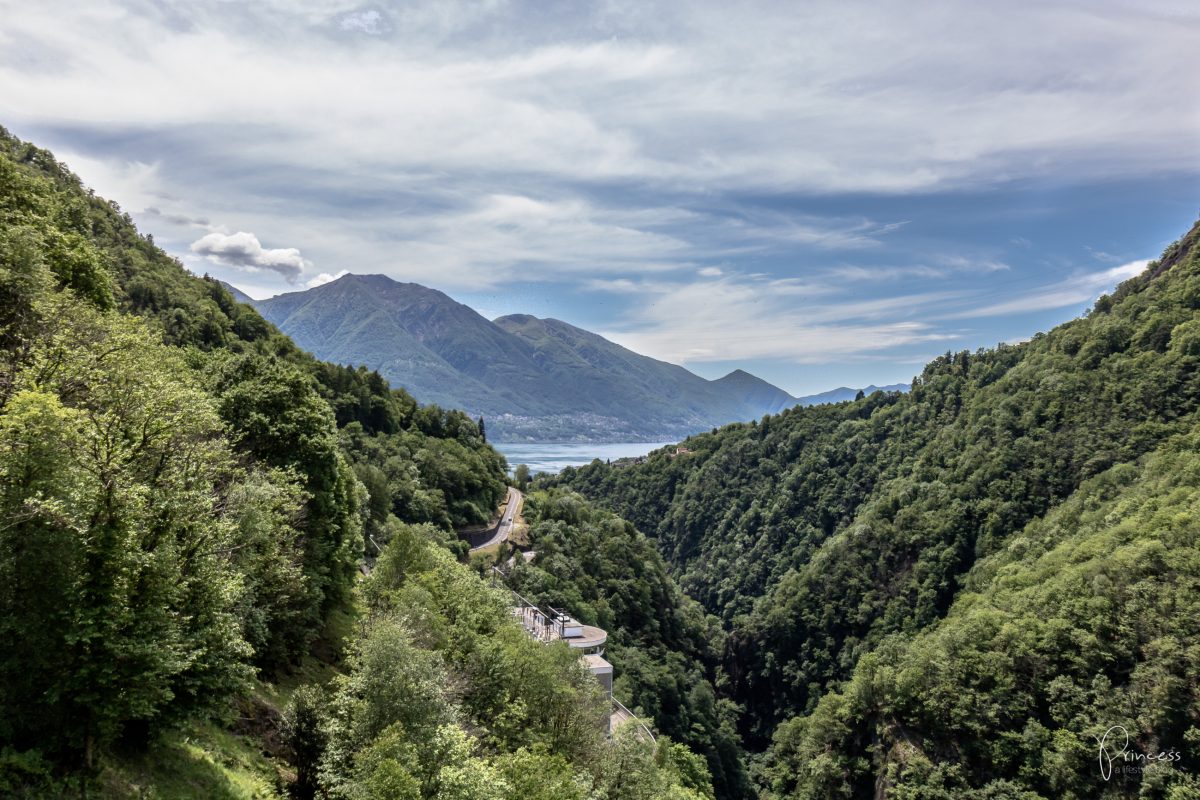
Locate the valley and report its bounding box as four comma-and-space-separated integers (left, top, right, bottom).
2, 5, 1197, 795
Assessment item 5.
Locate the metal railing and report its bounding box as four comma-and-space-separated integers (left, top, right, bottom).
611, 696, 656, 743
500, 573, 573, 642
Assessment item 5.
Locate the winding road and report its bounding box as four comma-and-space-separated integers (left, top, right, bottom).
469, 486, 523, 553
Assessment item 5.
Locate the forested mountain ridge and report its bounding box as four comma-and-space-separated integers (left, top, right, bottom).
548, 219, 1200, 796
252, 273, 802, 442
0, 126, 715, 798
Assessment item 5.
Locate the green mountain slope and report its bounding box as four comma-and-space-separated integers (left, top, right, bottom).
762, 429, 1200, 798
494, 314, 794, 425
500, 487, 752, 798
549, 220, 1200, 796
254, 275, 508, 414
253, 274, 803, 441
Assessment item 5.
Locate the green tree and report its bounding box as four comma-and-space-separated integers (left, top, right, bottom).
212, 352, 364, 612
282, 685, 329, 800
514, 463, 532, 491
0, 296, 251, 765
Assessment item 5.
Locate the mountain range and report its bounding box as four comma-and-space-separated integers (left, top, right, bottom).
239, 274, 904, 441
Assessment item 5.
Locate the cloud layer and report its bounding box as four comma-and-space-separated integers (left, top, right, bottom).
1, 1, 1194, 391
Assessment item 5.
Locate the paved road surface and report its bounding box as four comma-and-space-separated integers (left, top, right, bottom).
469, 486, 522, 553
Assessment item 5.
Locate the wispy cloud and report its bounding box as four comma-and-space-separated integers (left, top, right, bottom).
599, 272, 960, 364
338, 9, 388, 36
143, 207, 213, 230
4, 1, 1195, 196
0, 0, 1191, 388
950, 259, 1148, 318
591, 253, 1149, 364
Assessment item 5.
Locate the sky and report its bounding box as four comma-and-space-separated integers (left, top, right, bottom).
2, 1, 1198, 396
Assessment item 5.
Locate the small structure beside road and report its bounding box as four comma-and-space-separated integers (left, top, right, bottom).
498, 571, 653, 741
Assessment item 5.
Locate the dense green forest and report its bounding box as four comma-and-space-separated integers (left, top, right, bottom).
547, 220, 1200, 797
500, 488, 750, 799
0, 126, 714, 798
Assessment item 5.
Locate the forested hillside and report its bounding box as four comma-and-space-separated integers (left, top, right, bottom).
548, 220, 1200, 797
500, 488, 750, 799
0, 126, 712, 798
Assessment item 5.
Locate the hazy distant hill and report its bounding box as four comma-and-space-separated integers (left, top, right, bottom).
492, 314, 800, 423
714, 368, 809, 414
795, 382, 910, 405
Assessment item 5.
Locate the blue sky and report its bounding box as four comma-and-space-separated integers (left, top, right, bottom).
2, 1, 1197, 395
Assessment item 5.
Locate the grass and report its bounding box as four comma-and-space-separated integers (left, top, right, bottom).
257, 599, 359, 710
93, 598, 361, 799
94, 721, 282, 800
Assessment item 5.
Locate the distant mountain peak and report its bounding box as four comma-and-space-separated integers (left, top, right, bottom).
494, 313, 537, 325
255, 278, 812, 440
235, 274, 910, 431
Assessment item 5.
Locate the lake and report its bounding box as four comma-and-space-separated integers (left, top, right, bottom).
493, 441, 675, 475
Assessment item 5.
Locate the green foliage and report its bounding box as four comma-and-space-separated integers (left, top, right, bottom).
338, 410, 507, 532
0, 295, 252, 764
0, 124, 515, 792
210, 351, 364, 611
507, 488, 750, 798
282, 685, 327, 800
761, 432, 1200, 798
312, 520, 712, 799
226, 470, 317, 671
514, 463, 532, 491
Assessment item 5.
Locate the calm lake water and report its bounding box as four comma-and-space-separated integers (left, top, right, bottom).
494, 442, 675, 475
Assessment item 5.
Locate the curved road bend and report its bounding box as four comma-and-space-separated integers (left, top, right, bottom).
469, 485, 522, 553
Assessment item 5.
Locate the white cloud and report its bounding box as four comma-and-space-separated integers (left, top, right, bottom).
827, 255, 1010, 283
306, 269, 349, 288
358, 193, 693, 287
592, 254, 1150, 364
190, 231, 309, 282
698, 266, 722, 277
339, 9, 387, 35
937, 255, 1011, 273
0, 0, 1192, 308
